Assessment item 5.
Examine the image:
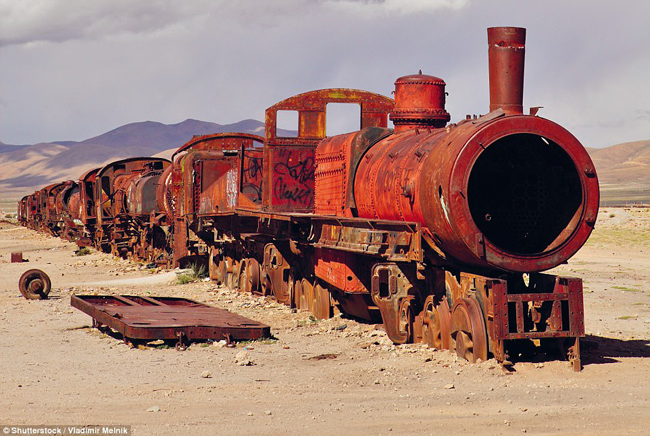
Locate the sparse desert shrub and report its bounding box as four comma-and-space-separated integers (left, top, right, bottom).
176, 273, 195, 284
191, 262, 207, 279
176, 262, 207, 284
75, 247, 92, 256
612, 286, 640, 292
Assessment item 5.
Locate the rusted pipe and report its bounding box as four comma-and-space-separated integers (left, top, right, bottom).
488, 27, 526, 115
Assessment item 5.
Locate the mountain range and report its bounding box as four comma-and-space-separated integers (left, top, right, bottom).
0, 120, 648, 205
0, 119, 279, 196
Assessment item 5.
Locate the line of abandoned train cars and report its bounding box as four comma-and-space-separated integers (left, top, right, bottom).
17, 27, 599, 370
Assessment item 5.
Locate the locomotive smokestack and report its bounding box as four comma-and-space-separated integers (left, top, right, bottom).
488, 27, 526, 115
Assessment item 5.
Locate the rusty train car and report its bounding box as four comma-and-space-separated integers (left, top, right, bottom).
93, 157, 171, 258
19, 158, 172, 260
19, 27, 598, 370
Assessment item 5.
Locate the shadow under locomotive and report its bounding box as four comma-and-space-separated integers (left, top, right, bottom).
495, 333, 650, 367
581, 334, 650, 366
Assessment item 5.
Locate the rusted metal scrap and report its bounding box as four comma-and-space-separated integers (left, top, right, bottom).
19, 269, 51, 300
70, 294, 271, 349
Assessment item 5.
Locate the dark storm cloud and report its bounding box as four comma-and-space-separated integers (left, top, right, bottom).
0, 0, 201, 47
0, 0, 648, 147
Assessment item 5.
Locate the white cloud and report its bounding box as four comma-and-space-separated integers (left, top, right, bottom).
323, 0, 469, 15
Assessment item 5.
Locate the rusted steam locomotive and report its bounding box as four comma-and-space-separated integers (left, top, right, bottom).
18, 27, 599, 370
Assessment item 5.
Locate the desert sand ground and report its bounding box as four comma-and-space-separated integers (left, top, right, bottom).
1, 208, 649, 435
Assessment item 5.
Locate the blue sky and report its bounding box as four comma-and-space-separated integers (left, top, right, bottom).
0, 0, 648, 147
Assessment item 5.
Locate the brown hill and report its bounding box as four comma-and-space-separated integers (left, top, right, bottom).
587, 140, 650, 185
0, 119, 279, 198
588, 140, 650, 205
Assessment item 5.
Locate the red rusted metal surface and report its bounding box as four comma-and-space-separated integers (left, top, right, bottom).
126, 173, 160, 216
96, 157, 170, 222
166, 133, 264, 267
71, 294, 270, 344
79, 167, 100, 223
93, 157, 170, 257
440, 270, 584, 370
33, 181, 71, 235
315, 127, 391, 216
263, 89, 394, 213
493, 274, 585, 340
11, 252, 23, 263
26, 193, 39, 229
55, 181, 73, 216
241, 146, 264, 207
314, 247, 367, 294
171, 132, 263, 161
390, 73, 450, 132
260, 243, 292, 305
450, 296, 488, 363
488, 26, 526, 115
56, 182, 82, 241
370, 263, 416, 344
352, 90, 599, 273
95, 158, 169, 223
62, 183, 82, 220
155, 164, 174, 221
18, 196, 28, 224
171, 133, 264, 218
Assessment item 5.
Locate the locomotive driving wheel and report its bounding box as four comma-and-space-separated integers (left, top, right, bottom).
292, 275, 303, 309
209, 249, 227, 286
261, 274, 272, 297
218, 256, 229, 287
397, 296, 414, 343
287, 273, 297, 309
237, 260, 247, 292
223, 256, 238, 291
312, 282, 331, 319
435, 297, 452, 350
19, 269, 51, 300
450, 297, 488, 363
228, 259, 242, 291
272, 268, 292, 306
422, 296, 435, 347
299, 278, 314, 311
422, 295, 451, 349
240, 258, 260, 294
